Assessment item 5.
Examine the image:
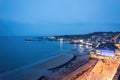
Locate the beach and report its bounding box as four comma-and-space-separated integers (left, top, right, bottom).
48, 53, 90, 80
0, 37, 92, 80
0, 52, 74, 80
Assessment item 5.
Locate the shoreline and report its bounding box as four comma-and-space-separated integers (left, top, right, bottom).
0, 52, 61, 76
0, 51, 71, 76
0, 51, 75, 80
48, 54, 90, 80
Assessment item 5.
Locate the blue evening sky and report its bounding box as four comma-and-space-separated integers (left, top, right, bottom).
0, 0, 120, 36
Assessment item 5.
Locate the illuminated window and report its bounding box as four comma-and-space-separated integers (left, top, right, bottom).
96, 50, 101, 54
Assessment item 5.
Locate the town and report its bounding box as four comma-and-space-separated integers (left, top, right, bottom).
38, 32, 120, 80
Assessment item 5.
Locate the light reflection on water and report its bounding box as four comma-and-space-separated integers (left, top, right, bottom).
59, 40, 63, 51
0, 37, 76, 74
0, 37, 92, 74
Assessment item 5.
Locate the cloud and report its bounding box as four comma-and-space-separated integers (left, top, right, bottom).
0, 0, 120, 23
0, 0, 120, 36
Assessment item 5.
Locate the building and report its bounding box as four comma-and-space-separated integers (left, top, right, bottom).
115, 49, 120, 56
115, 43, 120, 49
90, 49, 120, 59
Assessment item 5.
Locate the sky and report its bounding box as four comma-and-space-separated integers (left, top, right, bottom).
0, 0, 120, 36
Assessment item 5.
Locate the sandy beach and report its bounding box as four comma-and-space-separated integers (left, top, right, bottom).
0, 53, 74, 80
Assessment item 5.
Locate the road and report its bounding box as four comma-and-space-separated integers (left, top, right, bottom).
77, 59, 119, 80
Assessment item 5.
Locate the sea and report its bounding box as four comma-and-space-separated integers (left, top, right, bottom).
0, 36, 82, 75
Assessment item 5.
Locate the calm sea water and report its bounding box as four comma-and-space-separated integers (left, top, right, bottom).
0, 37, 76, 74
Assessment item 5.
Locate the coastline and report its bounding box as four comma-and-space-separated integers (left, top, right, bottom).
0, 52, 74, 80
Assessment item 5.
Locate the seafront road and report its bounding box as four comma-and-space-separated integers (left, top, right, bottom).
77, 59, 120, 80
